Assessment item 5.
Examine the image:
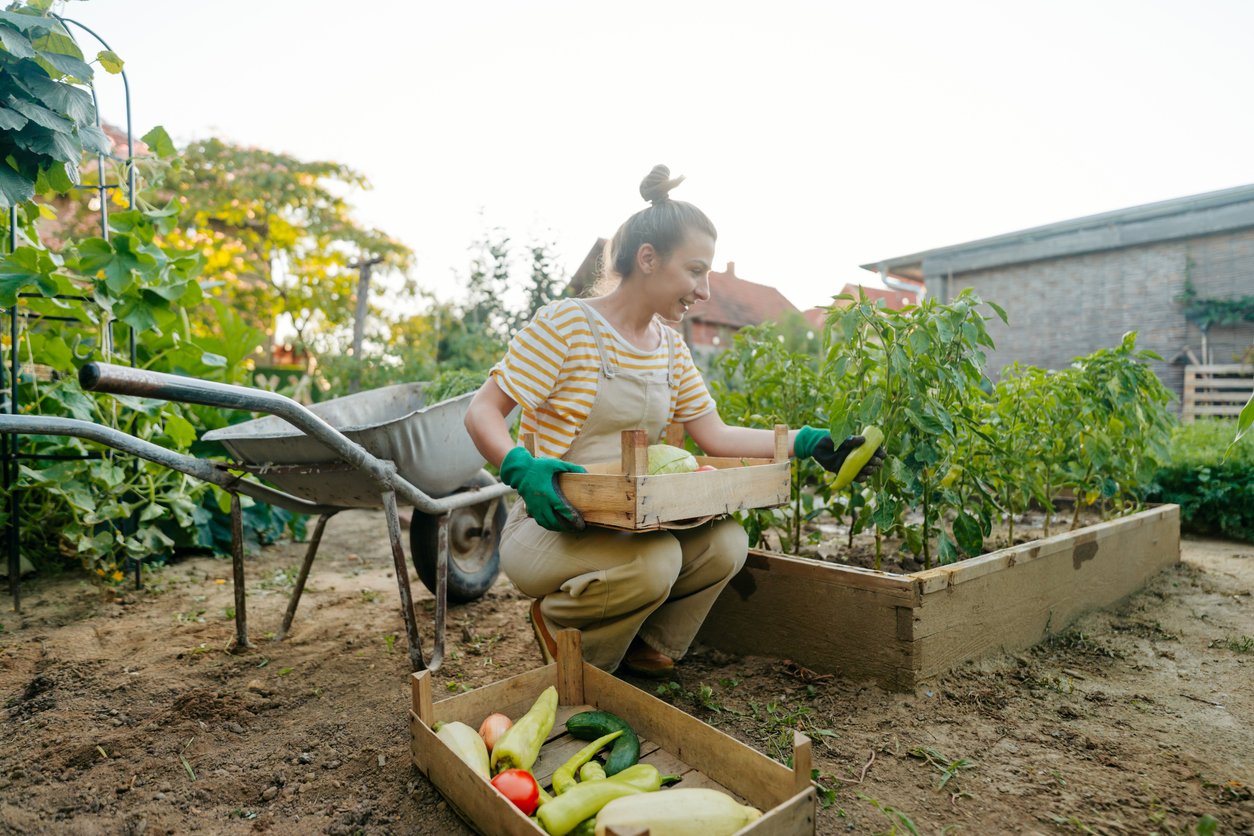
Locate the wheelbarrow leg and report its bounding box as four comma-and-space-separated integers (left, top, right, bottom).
230, 493, 253, 650
276, 512, 336, 641
383, 490, 428, 672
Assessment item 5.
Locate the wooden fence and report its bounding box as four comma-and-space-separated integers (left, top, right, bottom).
1182, 364, 1254, 422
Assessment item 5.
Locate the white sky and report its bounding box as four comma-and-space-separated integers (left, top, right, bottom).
69, 0, 1254, 312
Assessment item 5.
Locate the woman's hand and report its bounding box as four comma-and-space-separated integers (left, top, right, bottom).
499, 448, 587, 533
793, 426, 887, 482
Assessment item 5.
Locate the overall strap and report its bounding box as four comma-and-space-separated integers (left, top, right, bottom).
573, 299, 616, 378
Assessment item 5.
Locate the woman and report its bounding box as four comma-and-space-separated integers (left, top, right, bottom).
463, 165, 884, 676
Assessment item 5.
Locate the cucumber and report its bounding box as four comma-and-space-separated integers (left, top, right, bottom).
832, 425, 885, 490
565, 711, 639, 776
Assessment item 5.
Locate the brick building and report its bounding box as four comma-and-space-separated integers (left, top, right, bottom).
861, 184, 1254, 405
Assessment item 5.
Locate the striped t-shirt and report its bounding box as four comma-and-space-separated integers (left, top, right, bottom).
490, 298, 716, 459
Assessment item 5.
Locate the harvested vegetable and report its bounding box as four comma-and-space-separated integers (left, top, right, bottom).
565, 710, 640, 776
536, 779, 643, 836
553, 730, 623, 795
578, 761, 606, 782
646, 444, 697, 475
491, 686, 558, 773
478, 712, 513, 753
491, 768, 541, 816
831, 426, 885, 490
433, 720, 490, 778
594, 787, 762, 835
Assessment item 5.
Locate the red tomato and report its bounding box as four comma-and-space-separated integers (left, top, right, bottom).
695, 464, 718, 472
491, 768, 540, 815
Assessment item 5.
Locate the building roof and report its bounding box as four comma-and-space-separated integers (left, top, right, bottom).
861, 182, 1254, 283
832, 283, 918, 309
566, 238, 607, 297
688, 262, 799, 328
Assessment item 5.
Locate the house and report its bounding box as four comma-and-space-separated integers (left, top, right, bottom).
862, 184, 1254, 406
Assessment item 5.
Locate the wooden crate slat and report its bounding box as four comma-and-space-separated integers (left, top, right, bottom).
412, 714, 545, 835
635, 462, 790, 527
1182, 364, 1253, 423
582, 665, 797, 812
752, 788, 819, 835
433, 664, 554, 725
530, 734, 585, 788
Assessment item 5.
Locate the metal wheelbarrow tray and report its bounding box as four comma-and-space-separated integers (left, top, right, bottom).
0, 362, 513, 673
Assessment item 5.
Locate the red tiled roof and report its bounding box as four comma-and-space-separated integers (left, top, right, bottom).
832, 283, 918, 310
802, 307, 827, 331
688, 262, 799, 328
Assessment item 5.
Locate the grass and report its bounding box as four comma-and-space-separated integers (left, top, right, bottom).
1208, 635, 1254, 653
908, 746, 975, 791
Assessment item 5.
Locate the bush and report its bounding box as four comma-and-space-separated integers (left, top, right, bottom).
1146, 420, 1254, 542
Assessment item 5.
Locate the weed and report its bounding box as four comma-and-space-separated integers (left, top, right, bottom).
718, 676, 741, 689
857, 792, 920, 836
810, 769, 839, 809
1207, 635, 1254, 653
224, 607, 235, 619
256, 658, 270, 668
746, 699, 838, 763
1042, 628, 1124, 659
277, 667, 294, 676
383, 634, 397, 653
359, 589, 380, 604
1050, 814, 1096, 833
1195, 813, 1219, 835
908, 747, 975, 790
256, 566, 299, 592
176, 609, 206, 624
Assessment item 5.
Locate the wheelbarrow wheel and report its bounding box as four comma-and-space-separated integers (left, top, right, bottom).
410, 471, 506, 603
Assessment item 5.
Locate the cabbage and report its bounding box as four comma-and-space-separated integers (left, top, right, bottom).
646, 444, 697, 475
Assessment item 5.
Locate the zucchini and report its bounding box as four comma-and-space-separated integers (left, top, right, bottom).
565, 711, 639, 776
594, 787, 762, 836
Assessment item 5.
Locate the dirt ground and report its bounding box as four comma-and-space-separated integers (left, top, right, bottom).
0, 510, 1250, 835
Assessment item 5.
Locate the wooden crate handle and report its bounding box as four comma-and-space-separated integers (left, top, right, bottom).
664, 422, 685, 447
792, 730, 812, 796
621, 429, 648, 476
556, 628, 584, 705
411, 670, 434, 725
522, 432, 537, 456
773, 424, 789, 463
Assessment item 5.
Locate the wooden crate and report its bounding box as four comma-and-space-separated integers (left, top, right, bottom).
1182, 364, 1253, 422
698, 505, 1180, 691
410, 630, 816, 835
526, 426, 791, 531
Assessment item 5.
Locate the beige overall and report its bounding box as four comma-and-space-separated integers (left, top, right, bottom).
499, 301, 748, 672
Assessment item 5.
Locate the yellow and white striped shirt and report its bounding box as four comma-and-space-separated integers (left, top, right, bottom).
490, 298, 716, 459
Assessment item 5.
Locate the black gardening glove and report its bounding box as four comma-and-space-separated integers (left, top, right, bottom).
794, 426, 887, 483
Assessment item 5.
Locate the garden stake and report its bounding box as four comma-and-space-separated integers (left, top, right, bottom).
276, 511, 338, 641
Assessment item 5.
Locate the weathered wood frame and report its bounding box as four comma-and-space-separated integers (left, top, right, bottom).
410, 629, 816, 835
698, 504, 1181, 691
524, 426, 791, 531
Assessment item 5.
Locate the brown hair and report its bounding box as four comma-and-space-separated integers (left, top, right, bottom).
605, 164, 717, 282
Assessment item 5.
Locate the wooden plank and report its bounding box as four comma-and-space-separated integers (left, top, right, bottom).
530, 733, 585, 788
911, 506, 1179, 680
790, 732, 811, 797
412, 714, 544, 835
412, 671, 433, 725
556, 629, 584, 706
433, 664, 554, 726
700, 549, 917, 690
634, 462, 790, 526
583, 664, 795, 812
621, 429, 648, 477
750, 787, 817, 836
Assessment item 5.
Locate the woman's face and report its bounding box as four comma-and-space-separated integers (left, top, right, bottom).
638, 231, 715, 322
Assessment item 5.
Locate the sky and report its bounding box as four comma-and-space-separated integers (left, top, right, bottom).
66, 0, 1254, 313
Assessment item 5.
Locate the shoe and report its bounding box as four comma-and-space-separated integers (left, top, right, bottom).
529, 598, 557, 664
620, 636, 674, 679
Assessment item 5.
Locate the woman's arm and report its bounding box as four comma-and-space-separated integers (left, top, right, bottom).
684, 411, 800, 458
464, 378, 521, 468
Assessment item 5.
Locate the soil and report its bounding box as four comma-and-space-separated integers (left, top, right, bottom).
0, 510, 1250, 835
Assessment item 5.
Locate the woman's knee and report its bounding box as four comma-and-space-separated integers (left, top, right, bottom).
708, 518, 749, 576
624, 536, 683, 605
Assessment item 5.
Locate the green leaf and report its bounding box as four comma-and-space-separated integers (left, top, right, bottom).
0, 23, 36, 58
0, 104, 29, 131
938, 531, 959, 565
78, 124, 111, 155
115, 295, 160, 333
29, 333, 72, 370
35, 49, 93, 83
1224, 390, 1254, 461
5, 96, 71, 133
96, 49, 123, 74
0, 163, 35, 209
951, 511, 983, 556
19, 71, 96, 125
0, 11, 56, 34
163, 412, 196, 448
141, 125, 176, 159
987, 300, 1008, 324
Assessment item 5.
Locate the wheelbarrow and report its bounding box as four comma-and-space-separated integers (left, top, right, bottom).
0, 361, 513, 672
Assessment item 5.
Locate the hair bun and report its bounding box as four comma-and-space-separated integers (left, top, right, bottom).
639, 164, 686, 205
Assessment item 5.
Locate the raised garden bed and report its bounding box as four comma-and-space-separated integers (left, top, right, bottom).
697, 504, 1181, 691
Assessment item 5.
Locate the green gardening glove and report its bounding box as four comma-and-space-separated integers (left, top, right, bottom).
500, 447, 588, 533
794, 426, 886, 481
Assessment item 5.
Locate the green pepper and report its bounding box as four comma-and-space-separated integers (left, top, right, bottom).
596, 763, 679, 792
490, 686, 558, 774
578, 761, 605, 783
552, 730, 623, 795
535, 779, 642, 836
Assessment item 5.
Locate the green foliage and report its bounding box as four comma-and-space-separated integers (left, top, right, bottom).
0, 2, 111, 207
708, 322, 826, 552
1175, 276, 1254, 332
1147, 419, 1254, 542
